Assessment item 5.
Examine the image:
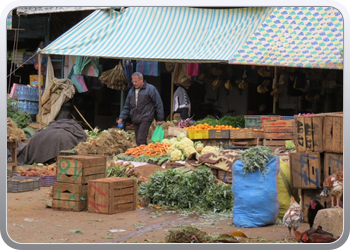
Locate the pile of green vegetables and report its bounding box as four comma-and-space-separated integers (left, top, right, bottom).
115, 154, 171, 166
193, 115, 245, 128
240, 146, 275, 178
7, 96, 32, 129
138, 166, 234, 212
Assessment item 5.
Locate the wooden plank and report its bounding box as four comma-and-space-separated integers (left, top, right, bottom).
312, 116, 324, 152
263, 140, 286, 146
112, 203, 136, 213
52, 200, 87, 211
323, 116, 333, 152
295, 117, 306, 152
264, 120, 294, 127
264, 127, 294, 133
264, 132, 294, 140
57, 173, 105, 184
332, 117, 343, 153
324, 153, 343, 181
290, 153, 302, 188
52, 183, 88, 201
114, 194, 134, 205
114, 187, 134, 196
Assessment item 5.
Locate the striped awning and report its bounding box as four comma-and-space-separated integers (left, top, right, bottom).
230, 7, 344, 69
40, 6, 343, 69
39, 7, 274, 63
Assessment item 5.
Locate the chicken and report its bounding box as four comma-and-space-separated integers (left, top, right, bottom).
283, 195, 304, 237
307, 199, 324, 228
301, 233, 337, 243
295, 226, 334, 242
320, 171, 343, 208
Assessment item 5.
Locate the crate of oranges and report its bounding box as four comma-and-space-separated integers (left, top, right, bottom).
230, 127, 264, 139
184, 123, 212, 140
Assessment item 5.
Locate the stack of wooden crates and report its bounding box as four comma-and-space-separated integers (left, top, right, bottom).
52, 155, 106, 211
290, 112, 343, 223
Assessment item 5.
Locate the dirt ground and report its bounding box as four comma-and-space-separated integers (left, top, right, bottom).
6, 184, 311, 245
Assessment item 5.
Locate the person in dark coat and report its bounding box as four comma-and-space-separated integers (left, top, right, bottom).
117, 72, 164, 146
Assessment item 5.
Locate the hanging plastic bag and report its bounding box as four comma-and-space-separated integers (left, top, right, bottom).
70, 74, 88, 93
151, 125, 164, 143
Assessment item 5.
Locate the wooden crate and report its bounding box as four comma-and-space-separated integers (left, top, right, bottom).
52, 183, 88, 211
263, 120, 294, 140
263, 139, 287, 151
88, 177, 136, 214
323, 114, 343, 153
230, 128, 263, 139
294, 116, 317, 152
323, 153, 343, 181
208, 129, 230, 139
7, 140, 18, 172
56, 155, 107, 184
231, 138, 263, 147
290, 152, 322, 189
260, 115, 282, 128
193, 139, 231, 149
301, 189, 329, 223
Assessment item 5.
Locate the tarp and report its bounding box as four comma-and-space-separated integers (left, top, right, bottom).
39, 7, 343, 69
16, 7, 112, 15
230, 7, 343, 69
39, 7, 273, 63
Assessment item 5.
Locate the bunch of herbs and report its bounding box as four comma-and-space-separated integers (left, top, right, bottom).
240, 146, 275, 178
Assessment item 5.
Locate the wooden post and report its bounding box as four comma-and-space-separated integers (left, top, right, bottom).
273, 66, 278, 114
37, 52, 42, 128
170, 76, 174, 121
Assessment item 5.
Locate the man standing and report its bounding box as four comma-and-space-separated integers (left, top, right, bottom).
173, 76, 191, 121
117, 72, 164, 146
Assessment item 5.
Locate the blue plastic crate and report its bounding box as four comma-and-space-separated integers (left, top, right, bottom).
282, 116, 295, 120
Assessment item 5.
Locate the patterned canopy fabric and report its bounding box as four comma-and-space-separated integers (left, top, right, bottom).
230, 7, 343, 69
40, 6, 343, 69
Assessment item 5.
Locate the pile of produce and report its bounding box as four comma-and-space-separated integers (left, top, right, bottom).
163, 133, 220, 161
7, 95, 32, 129
191, 115, 245, 129
7, 117, 26, 142
99, 63, 128, 91
106, 161, 146, 185
138, 166, 234, 212
122, 142, 170, 157
240, 146, 275, 178
18, 164, 57, 177
147, 120, 175, 143
76, 128, 136, 156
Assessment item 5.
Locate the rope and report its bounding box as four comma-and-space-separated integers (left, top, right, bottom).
7, 52, 39, 78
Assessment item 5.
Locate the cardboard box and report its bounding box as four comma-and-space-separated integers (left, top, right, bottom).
52, 183, 88, 211
323, 115, 343, 153
290, 152, 322, 189
88, 177, 136, 214
29, 75, 44, 86
323, 153, 343, 181
56, 155, 107, 184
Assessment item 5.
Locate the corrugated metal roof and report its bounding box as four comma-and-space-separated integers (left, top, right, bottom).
39, 7, 273, 63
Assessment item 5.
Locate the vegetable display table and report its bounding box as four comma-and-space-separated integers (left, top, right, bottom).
7, 140, 18, 172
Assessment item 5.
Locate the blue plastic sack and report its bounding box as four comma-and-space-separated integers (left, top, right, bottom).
231, 157, 280, 228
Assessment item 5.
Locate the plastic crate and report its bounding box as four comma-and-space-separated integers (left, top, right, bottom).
208, 129, 230, 139
7, 176, 40, 193
188, 129, 209, 140
282, 116, 295, 120
244, 115, 261, 129
41, 175, 56, 187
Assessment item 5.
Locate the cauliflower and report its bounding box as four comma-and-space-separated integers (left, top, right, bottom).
177, 137, 194, 150
177, 133, 186, 141
194, 142, 204, 153
167, 144, 177, 155
201, 146, 218, 155
170, 149, 182, 161
170, 138, 178, 145
184, 146, 196, 157
161, 139, 171, 145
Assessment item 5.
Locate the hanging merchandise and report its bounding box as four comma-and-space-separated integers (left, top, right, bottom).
165, 62, 175, 72
68, 67, 88, 93
74, 56, 100, 77
99, 63, 128, 91
172, 63, 187, 84
186, 63, 199, 76
123, 60, 134, 89
136, 61, 159, 77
